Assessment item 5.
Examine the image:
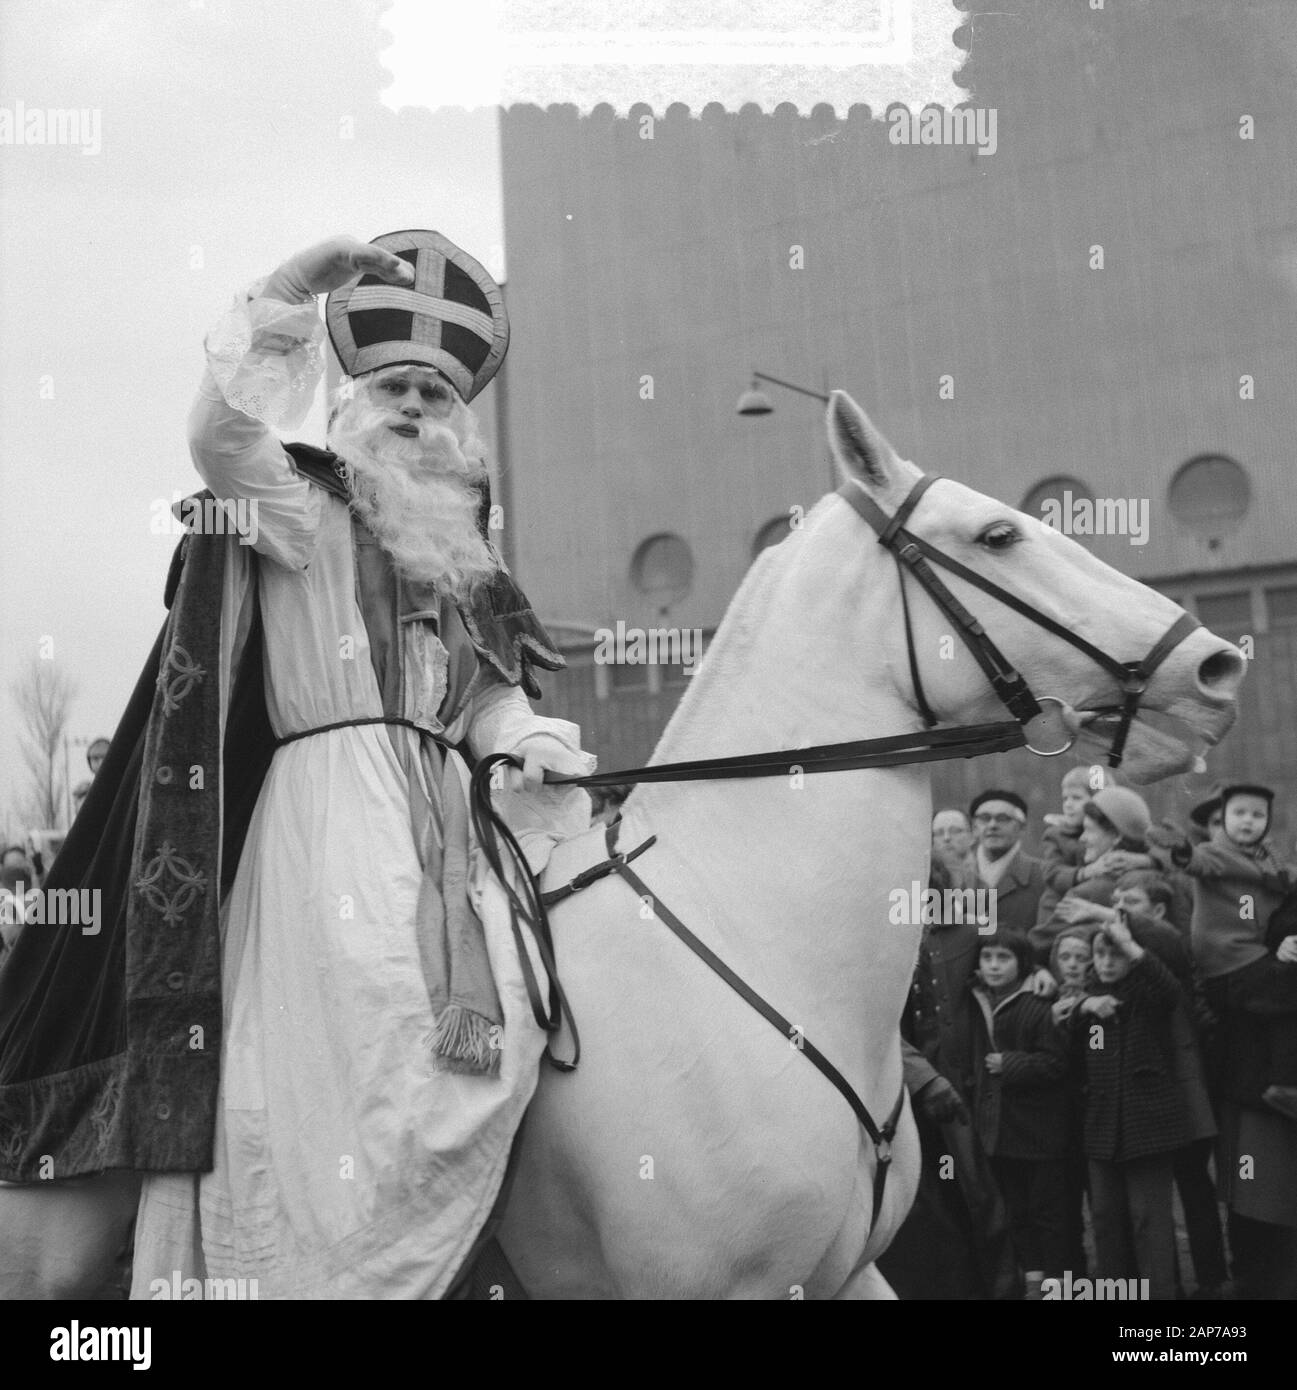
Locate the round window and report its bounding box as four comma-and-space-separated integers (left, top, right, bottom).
1019, 476, 1094, 527
1168, 455, 1250, 538
630, 533, 694, 609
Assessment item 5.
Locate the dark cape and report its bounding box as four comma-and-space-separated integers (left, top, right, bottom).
0, 446, 564, 1181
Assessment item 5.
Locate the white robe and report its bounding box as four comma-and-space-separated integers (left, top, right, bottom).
129, 287, 592, 1299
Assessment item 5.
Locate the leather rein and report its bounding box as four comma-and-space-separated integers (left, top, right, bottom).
467, 471, 1202, 1234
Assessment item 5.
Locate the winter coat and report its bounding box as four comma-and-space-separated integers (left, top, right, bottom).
1079, 950, 1190, 1162
976, 849, 1047, 937
1171, 832, 1290, 980
1046, 928, 1092, 1153
969, 981, 1068, 1160
1127, 918, 1216, 1144
1202, 943, 1297, 1107
1039, 819, 1085, 896
906, 916, 985, 1100
1266, 885, 1297, 954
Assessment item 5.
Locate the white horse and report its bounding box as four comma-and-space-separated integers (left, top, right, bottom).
0, 392, 1244, 1302
497, 390, 1244, 1299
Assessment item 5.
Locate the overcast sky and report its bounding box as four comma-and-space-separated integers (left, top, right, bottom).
0, 0, 503, 833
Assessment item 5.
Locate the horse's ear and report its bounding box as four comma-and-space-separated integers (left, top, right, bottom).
826, 391, 900, 490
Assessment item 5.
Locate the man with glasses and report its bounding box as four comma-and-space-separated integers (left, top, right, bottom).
969, 789, 1046, 935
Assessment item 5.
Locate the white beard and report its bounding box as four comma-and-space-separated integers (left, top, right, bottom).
327, 395, 500, 600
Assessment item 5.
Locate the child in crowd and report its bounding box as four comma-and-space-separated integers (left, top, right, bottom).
969, 930, 1068, 1298
1152, 783, 1297, 1121
1040, 766, 1125, 883
1031, 787, 1154, 966
1049, 927, 1096, 1025
1039, 871, 1227, 1296
1039, 766, 1097, 879
1110, 871, 1228, 1297
1048, 926, 1097, 1276
1076, 910, 1189, 1300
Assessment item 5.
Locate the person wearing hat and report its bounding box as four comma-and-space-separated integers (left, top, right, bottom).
1031, 787, 1161, 958
1189, 783, 1224, 839
1150, 784, 1297, 1125
0, 233, 595, 1299
968, 790, 1047, 938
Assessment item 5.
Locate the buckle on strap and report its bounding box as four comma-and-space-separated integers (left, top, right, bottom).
539, 834, 657, 908
1120, 664, 1150, 697
869, 1103, 905, 1230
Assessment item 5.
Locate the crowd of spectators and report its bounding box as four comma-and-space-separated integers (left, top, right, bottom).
882, 767, 1297, 1301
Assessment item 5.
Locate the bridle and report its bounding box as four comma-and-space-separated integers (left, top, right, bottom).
836, 473, 1202, 770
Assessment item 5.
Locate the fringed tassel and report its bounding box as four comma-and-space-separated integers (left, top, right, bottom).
430, 1005, 503, 1076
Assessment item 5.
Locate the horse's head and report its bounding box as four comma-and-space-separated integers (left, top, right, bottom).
823, 391, 1244, 783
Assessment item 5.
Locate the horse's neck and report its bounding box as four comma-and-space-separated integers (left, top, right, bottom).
621, 570, 931, 1041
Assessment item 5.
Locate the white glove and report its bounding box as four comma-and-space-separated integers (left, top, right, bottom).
262, 234, 414, 303
506, 734, 593, 794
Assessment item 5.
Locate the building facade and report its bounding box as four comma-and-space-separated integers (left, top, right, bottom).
496, 1, 1297, 848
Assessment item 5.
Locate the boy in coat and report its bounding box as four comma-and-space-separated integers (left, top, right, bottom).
1077, 910, 1189, 1300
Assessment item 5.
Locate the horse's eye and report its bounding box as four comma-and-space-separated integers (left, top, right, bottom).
979, 523, 1019, 551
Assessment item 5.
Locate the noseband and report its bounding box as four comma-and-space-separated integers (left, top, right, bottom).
837, 473, 1200, 769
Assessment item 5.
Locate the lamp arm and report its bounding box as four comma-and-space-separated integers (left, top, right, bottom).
751, 371, 830, 403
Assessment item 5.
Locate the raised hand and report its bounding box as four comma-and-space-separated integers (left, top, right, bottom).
1104, 849, 1153, 874
1106, 906, 1138, 955
264, 235, 416, 302
1027, 967, 1058, 999
1055, 895, 1110, 925
1051, 995, 1080, 1025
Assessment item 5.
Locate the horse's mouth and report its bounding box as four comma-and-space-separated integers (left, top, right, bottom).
1072, 704, 1232, 779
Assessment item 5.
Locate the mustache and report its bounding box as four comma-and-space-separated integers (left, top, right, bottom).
328, 398, 484, 481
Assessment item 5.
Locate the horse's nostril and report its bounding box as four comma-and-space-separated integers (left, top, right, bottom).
1197, 647, 1246, 694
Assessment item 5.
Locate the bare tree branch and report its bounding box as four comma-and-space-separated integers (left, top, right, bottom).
10, 657, 78, 829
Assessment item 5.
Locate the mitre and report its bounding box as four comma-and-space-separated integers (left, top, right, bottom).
326, 228, 509, 402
